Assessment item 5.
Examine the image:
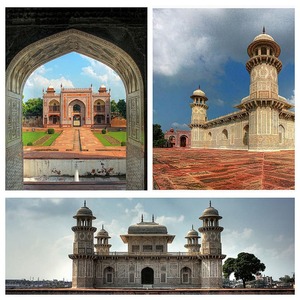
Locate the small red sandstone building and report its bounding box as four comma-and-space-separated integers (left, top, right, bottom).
164, 128, 191, 147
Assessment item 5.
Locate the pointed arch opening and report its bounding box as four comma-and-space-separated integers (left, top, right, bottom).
141, 267, 154, 285
6, 28, 145, 190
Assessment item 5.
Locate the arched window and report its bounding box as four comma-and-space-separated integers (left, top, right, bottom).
207, 132, 212, 141
103, 267, 114, 284
222, 129, 228, 140
243, 125, 249, 146
73, 104, 81, 112
279, 125, 285, 144
181, 267, 191, 284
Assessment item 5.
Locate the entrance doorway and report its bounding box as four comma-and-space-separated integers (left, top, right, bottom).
73, 115, 81, 127
141, 267, 154, 284
180, 135, 187, 147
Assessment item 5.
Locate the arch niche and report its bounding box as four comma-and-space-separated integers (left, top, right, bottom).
6, 29, 145, 190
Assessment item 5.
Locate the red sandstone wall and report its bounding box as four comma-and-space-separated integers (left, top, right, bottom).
111, 117, 127, 128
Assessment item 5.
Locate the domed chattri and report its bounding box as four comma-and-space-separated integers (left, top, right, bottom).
253, 26, 275, 42
73, 200, 95, 219
199, 201, 222, 220
97, 225, 110, 237
186, 225, 199, 237
192, 87, 206, 97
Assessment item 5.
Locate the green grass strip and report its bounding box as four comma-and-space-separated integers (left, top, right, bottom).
42, 132, 61, 146
94, 133, 111, 146
94, 132, 127, 146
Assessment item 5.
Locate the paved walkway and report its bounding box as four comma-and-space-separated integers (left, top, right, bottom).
24, 128, 126, 159
153, 148, 294, 190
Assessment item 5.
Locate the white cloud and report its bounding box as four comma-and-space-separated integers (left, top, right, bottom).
80, 55, 122, 84
156, 215, 184, 226
153, 8, 294, 82
170, 122, 190, 130
215, 98, 225, 106
286, 90, 295, 105
24, 65, 74, 101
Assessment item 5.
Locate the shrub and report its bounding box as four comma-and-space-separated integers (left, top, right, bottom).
102, 129, 107, 134
121, 141, 126, 146
27, 142, 33, 146
47, 128, 55, 134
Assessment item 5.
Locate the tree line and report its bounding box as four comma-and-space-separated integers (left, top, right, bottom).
22, 98, 126, 119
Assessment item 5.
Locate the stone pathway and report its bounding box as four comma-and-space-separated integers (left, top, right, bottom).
153, 148, 294, 190
24, 128, 126, 159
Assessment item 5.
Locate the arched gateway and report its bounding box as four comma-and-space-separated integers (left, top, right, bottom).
6, 8, 146, 190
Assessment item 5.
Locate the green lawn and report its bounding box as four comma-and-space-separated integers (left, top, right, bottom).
23, 132, 46, 145
22, 131, 61, 146
94, 131, 126, 146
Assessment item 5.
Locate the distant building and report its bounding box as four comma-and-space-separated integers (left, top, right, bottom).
164, 128, 191, 148
69, 201, 226, 289
165, 29, 295, 151
43, 84, 111, 128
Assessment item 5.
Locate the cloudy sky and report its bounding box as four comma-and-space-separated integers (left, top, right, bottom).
23, 52, 126, 103
5, 197, 294, 282
153, 8, 295, 131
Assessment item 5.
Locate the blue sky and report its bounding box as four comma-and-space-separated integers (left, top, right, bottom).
5, 197, 294, 281
153, 8, 295, 132
23, 52, 126, 103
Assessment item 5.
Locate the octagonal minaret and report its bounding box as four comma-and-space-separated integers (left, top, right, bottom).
95, 225, 112, 255
246, 27, 282, 101
69, 201, 97, 288
184, 225, 201, 253
189, 86, 208, 147
198, 201, 226, 288
236, 28, 293, 151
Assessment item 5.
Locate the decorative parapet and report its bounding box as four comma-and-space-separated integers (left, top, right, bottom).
61, 88, 92, 92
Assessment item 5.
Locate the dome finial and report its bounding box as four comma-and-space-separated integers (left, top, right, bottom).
198, 84, 201, 89
84, 200, 86, 207
209, 200, 211, 207
262, 26, 266, 34
152, 214, 154, 222
102, 224, 104, 230
192, 224, 194, 230
141, 214, 144, 222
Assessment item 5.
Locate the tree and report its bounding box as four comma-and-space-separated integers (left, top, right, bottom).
116, 99, 126, 119
111, 99, 118, 113
23, 98, 43, 117
153, 124, 166, 147
223, 252, 266, 288
279, 275, 294, 284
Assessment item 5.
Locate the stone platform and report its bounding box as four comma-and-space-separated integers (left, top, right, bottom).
23, 128, 126, 190
153, 148, 294, 190
6, 288, 295, 295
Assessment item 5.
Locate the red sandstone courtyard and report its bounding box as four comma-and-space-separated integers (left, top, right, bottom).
153, 148, 294, 190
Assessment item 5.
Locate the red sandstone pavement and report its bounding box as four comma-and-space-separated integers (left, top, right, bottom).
24, 128, 126, 159
153, 148, 294, 190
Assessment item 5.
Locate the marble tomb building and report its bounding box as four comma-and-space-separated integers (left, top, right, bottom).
69, 201, 226, 288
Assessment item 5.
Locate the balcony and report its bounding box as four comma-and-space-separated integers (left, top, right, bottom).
94, 106, 105, 113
